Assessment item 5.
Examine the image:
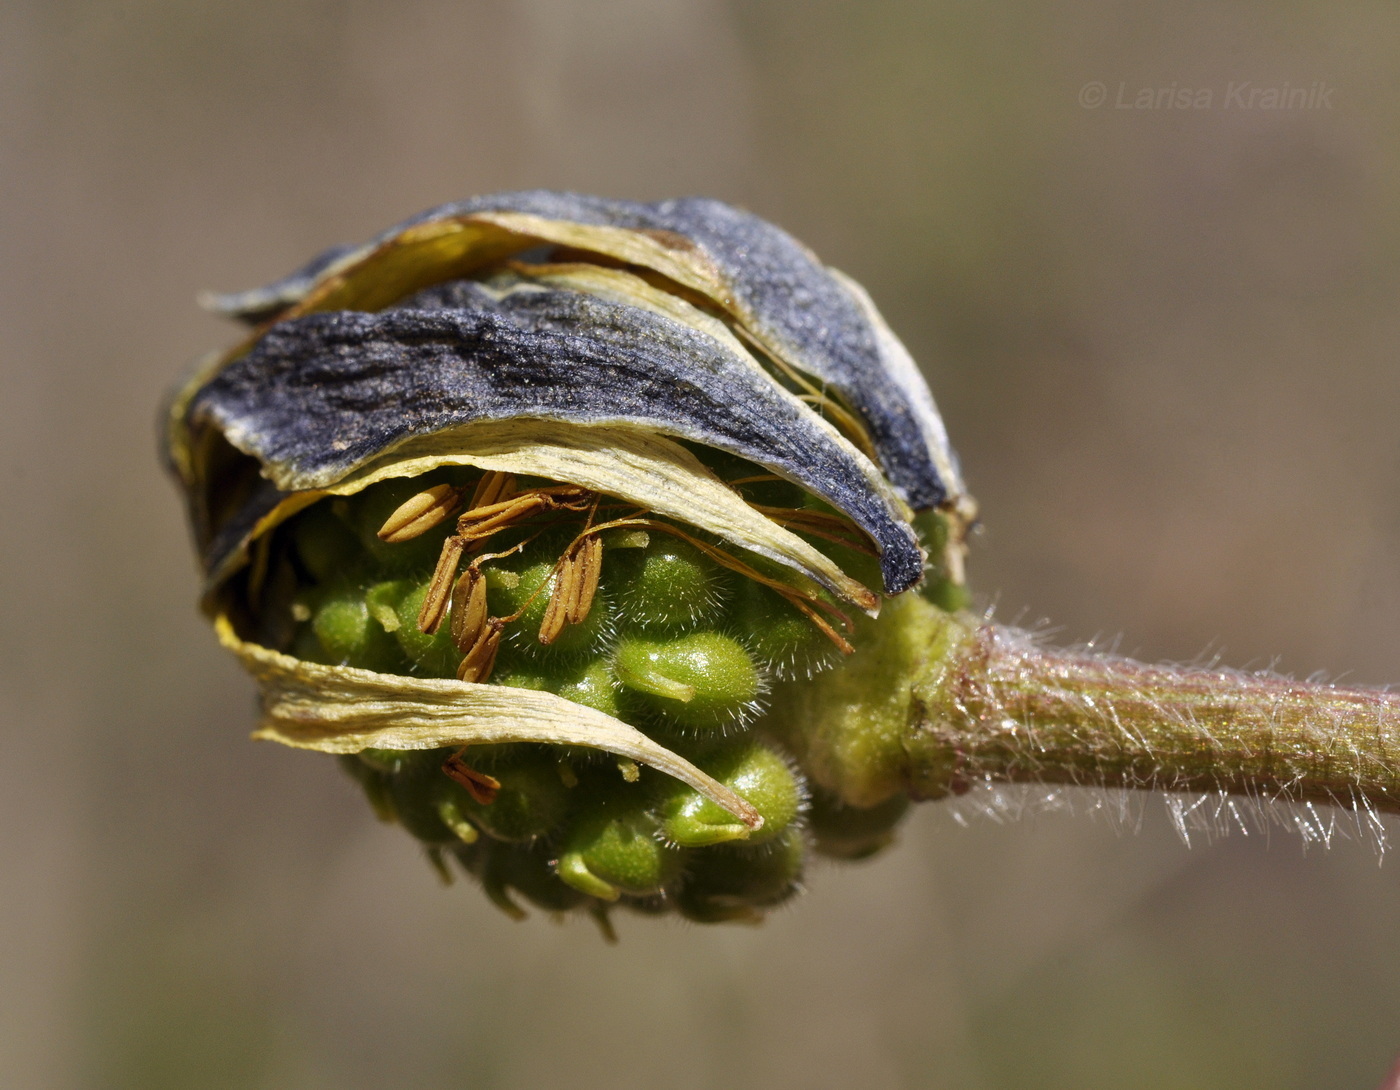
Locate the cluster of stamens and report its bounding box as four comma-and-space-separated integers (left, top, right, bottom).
387, 472, 603, 684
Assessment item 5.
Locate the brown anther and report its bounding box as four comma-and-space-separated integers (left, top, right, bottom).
452, 485, 595, 551
567, 534, 603, 625
469, 470, 516, 511
537, 531, 604, 643
376, 483, 465, 543
418, 535, 466, 634
538, 560, 575, 646
448, 567, 489, 653
539, 533, 603, 643
442, 749, 502, 805
456, 618, 503, 684
456, 493, 551, 542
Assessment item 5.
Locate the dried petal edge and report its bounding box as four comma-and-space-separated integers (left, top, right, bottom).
216, 614, 763, 829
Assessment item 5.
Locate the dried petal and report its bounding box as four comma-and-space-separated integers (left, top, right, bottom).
198, 191, 967, 514
187, 286, 922, 592
215, 615, 762, 829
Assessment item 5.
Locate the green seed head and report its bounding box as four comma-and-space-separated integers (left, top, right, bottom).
276, 467, 938, 925
287, 467, 932, 922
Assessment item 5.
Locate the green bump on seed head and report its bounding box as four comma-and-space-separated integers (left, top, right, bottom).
392, 580, 461, 677
660, 742, 805, 847
613, 631, 762, 731
364, 579, 409, 633
387, 759, 457, 844
733, 579, 839, 680
555, 793, 685, 901
311, 581, 405, 672
486, 557, 545, 612
463, 839, 589, 916
806, 788, 910, 860
490, 666, 552, 692
438, 750, 573, 843
434, 793, 480, 844
291, 501, 364, 583
553, 657, 621, 718
677, 826, 807, 923
611, 536, 729, 630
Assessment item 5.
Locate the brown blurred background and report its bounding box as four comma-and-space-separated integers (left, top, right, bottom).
3, 1, 1400, 1086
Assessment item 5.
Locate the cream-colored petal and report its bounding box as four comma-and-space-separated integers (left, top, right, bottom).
207, 420, 877, 612
218, 615, 762, 829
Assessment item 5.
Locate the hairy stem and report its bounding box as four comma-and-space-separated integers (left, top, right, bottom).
776, 596, 1400, 819
910, 623, 1400, 813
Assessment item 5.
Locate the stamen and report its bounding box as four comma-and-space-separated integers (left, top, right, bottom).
442, 748, 502, 805
456, 619, 504, 683
376, 483, 466, 542
448, 567, 488, 652
468, 470, 516, 511
569, 535, 604, 625
418, 536, 466, 634
538, 554, 578, 645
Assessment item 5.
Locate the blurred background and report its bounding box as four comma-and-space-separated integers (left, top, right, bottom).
3, 1, 1400, 1086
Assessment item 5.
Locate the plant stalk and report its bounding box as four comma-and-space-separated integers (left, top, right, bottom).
775, 596, 1400, 819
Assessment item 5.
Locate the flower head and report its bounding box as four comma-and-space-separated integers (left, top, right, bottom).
165, 192, 974, 927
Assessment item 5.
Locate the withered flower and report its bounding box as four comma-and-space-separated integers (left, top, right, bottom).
165, 192, 972, 924
167, 192, 1400, 931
